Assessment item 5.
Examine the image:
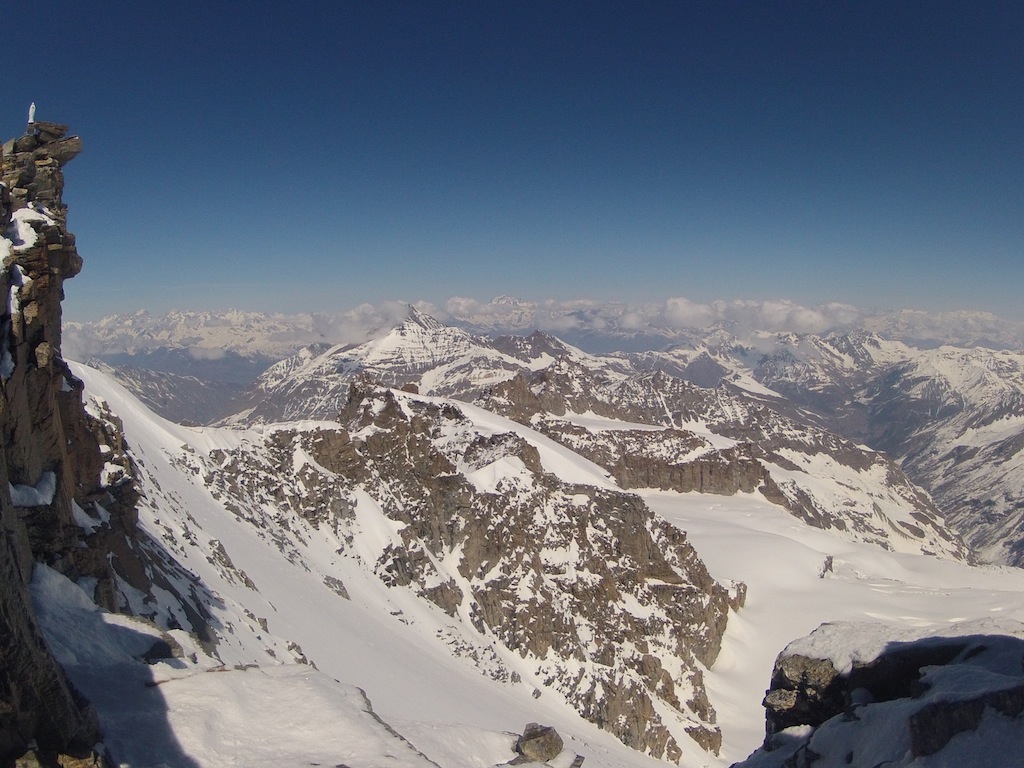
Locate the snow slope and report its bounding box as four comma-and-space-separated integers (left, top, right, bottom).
70, 363, 701, 767
31, 564, 446, 768
644, 491, 1024, 763
62, 362, 1024, 767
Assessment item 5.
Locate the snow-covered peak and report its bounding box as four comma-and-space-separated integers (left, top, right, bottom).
400, 304, 447, 332
358, 309, 478, 369
235, 313, 634, 424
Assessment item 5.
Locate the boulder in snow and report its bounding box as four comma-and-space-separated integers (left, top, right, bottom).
513, 723, 564, 763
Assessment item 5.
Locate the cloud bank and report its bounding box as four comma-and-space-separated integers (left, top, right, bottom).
63, 297, 1024, 361
440, 296, 869, 336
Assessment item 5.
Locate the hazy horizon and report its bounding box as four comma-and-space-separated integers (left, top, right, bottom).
63, 295, 1024, 362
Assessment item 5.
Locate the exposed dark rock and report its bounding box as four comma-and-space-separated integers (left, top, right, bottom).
738, 622, 1024, 767
764, 636, 973, 742
514, 722, 563, 763
40, 137, 81, 168
30, 122, 68, 142
909, 680, 1024, 757
1, 124, 81, 225
535, 420, 772, 496
763, 654, 846, 738
0, 121, 109, 762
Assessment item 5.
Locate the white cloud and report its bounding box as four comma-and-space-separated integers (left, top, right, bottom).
661, 297, 718, 328
436, 294, 874, 337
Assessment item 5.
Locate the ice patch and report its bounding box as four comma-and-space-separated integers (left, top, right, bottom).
72, 501, 104, 533
10, 471, 57, 506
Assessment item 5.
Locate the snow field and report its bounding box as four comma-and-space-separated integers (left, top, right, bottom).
644, 490, 1024, 764
66, 363, 1024, 767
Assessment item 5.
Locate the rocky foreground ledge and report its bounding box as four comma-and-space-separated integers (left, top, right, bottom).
734, 618, 1024, 767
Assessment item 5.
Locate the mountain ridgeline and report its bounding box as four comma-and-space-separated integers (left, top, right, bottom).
86, 305, 1024, 568
206, 309, 965, 561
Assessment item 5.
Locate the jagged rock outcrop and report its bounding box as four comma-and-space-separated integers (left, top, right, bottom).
514, 723, 564, 763
531, 420, 772, 495
0, 119, 149, 764
0, 118, 97, 762
1, 121, 80, 230
735, 619, 1024, 767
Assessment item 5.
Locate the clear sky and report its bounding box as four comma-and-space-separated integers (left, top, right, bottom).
6, 1, 1023, 321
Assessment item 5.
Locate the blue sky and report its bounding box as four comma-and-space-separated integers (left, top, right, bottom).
6, 1, 1023, 321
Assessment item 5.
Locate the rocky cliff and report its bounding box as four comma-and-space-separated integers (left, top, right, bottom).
735, 619, 1024, 767
0, 119, 147, 764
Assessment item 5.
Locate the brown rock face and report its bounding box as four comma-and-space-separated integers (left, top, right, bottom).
0, 122, 145, 762
514, 723, 564, 762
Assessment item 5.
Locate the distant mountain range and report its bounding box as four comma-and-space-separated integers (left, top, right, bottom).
68, 305, 1024, 568
64, 298, 1024, 364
